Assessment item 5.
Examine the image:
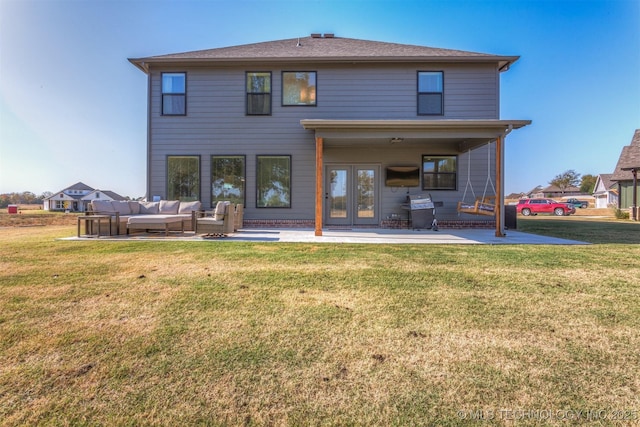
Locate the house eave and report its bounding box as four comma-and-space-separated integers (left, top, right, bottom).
300, 119, 531, 151
301, 119, 530, 131
128, 56, 519, 73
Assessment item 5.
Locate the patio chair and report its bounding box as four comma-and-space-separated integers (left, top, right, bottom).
195, 201, 235, 236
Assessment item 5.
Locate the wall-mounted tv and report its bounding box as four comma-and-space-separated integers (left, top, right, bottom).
385, 166, 420, 187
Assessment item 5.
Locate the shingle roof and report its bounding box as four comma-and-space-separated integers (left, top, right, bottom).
129, 35, 518, 73
542, 185, 581, 193
611, 129, 640, 181
65, 182, 94, 192
101, 190, 126, 201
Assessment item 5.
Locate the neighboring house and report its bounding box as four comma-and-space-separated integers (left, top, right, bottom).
541, 185, 582, 199
611, 129, 640, 212
43, 182, 125, 212
129, 34, 531, 235
505, 192, 526, 200
526, 186, 544, 199
592, 174, 618, 208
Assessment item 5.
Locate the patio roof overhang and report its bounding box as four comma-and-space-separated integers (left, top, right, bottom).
300, 119, 532, 237
300, 119, 531, 150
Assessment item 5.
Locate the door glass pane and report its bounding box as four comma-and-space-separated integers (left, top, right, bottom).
329, 169, 347, 218
357, 169, 375, 218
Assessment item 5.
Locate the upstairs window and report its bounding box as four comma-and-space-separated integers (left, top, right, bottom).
282, 71, 317, 106
418, 71, 443, 115
246, 72, 271, 115
422, 155, 457, 190
162, 73, 186, 115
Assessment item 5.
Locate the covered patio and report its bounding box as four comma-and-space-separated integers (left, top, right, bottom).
301, 119, 531, 237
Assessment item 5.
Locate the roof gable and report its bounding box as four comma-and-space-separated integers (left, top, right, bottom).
594, 174, 616, 193
611, 129, 640, 181
599, 174, 615, 189
64, 181, 94, 192
130, 35, 519, 73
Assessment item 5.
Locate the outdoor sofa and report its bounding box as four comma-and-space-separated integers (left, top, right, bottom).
87, 199, 202, 236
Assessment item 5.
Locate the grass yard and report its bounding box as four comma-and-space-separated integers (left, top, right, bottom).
1, 222, 639, 426
517, 216, 640, 244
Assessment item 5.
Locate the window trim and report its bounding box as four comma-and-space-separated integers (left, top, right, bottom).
161, 72, 187, 116
422, 154, 457, 191
417, 71, 444, 116
211, 155, 246, 208
166, 155, 201, 201
256, 155, 292, 208
281, 71, 317, 107
246, 71, 272, 116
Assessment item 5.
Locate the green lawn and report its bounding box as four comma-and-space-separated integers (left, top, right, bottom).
1, 223, 639, 426
517, 216, 640, 244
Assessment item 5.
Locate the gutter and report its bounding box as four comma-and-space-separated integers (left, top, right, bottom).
128, 59, 150, 74
127, 56, 520, 70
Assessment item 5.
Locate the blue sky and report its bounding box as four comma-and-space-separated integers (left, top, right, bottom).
1, 0, 638, 197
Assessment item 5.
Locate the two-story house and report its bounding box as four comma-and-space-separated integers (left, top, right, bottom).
129, 34, 530, 236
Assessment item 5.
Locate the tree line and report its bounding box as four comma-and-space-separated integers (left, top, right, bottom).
0, 192, 53, 208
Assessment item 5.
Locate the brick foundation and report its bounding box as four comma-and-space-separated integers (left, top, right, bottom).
242, 219, 495, 229
243, 219, 316, 228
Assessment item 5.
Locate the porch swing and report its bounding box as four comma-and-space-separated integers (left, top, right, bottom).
456, 142, 496, 216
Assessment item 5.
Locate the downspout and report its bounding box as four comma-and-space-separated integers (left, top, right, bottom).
496, 124, 513, 237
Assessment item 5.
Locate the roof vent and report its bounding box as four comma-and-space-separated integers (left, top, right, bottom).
311, 33, 322, 38
323, 33, 335, 38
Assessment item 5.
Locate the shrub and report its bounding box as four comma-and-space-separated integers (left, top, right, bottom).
614, 208, 630, 219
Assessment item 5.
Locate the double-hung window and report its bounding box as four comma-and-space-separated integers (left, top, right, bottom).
246, 72, 271, 115
418, 71, 443, 115
422, 155, 457, 190
162, 73, 186, 115
282, 71, 317, 106
167, 156, 200, 201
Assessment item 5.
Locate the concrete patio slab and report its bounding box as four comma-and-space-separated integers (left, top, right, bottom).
62, 228, 588, 245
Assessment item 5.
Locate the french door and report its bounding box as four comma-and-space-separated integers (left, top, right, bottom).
325, 164, 380, 226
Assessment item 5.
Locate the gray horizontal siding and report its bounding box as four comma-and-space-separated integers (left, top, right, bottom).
147, 62, 500, 220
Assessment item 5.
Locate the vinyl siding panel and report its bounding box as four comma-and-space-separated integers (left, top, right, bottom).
147, 62, 501, 221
